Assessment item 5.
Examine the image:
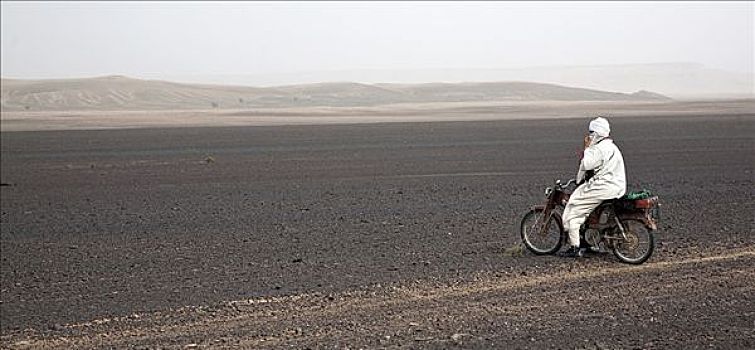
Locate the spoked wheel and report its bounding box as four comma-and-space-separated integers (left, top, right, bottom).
520, 208, 563, 255
613, 219, 655, 264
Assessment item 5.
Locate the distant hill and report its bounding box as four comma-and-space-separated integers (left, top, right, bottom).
375, 82, 671, 102
147, 63, 754, 99
0, 75, 671, 111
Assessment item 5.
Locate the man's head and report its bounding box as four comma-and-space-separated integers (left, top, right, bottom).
589, 117, 610, 137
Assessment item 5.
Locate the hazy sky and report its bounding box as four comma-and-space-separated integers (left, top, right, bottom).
1, 1, 753, 81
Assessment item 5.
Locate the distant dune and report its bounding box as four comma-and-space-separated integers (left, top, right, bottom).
0, 76, 671, 112
148, 63, 754, 99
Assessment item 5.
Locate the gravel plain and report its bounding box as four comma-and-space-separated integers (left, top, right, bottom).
1, 113, 754, 349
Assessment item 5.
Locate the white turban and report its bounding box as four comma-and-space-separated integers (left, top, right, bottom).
589, 117, 611, 137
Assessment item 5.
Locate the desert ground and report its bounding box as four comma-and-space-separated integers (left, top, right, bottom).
1, 109, 754, 349
2, 99, 754, 132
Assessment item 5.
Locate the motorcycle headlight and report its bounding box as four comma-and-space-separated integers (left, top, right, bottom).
545, 187, 553, 197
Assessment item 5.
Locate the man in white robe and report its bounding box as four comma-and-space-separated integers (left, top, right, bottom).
561, 117, 626, 257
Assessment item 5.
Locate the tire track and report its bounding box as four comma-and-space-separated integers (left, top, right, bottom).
4, 247, 754, 349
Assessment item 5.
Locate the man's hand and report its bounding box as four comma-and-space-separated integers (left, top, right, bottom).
583, 134, 591, 149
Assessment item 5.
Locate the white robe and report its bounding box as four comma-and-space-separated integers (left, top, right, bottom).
562, 138, 627, 247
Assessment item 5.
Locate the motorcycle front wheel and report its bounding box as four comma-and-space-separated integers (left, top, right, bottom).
612, 219, 655, 264
520, 208, 563, 255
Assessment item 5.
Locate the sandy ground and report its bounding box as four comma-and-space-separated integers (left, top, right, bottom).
2, 99, 753, 131
1, 113, 754, 349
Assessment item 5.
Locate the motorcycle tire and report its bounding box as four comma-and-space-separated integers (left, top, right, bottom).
520, 208, 564, 255
612, 219, 655, 264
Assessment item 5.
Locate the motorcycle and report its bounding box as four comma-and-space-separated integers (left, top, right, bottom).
520, 178, 661, 264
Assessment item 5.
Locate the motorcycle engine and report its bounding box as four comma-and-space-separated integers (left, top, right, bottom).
584, 229, 602, 248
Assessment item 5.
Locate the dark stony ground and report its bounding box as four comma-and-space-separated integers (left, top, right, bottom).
1, 114, 753, 349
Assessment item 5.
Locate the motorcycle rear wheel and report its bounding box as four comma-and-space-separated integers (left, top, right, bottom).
612, 219, 655, 264
520, 208, 563, 255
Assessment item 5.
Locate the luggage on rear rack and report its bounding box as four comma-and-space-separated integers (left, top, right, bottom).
617, 189, 658, 210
